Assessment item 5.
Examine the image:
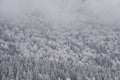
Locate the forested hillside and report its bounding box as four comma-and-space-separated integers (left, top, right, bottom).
0, 0, 120, 80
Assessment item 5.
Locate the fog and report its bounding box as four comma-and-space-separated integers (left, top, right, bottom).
86, 0, 120, 24
0, 0, 120, 24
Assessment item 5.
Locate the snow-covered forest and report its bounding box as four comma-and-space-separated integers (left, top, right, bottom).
0, 0, 120, 80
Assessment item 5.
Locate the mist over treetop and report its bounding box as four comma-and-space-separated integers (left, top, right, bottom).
0, 0, 120, 24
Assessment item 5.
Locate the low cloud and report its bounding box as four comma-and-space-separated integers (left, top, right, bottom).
0, 0, 120, 24
85, 0, 120, 24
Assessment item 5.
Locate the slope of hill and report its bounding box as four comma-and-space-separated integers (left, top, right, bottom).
0, 0, 120, 80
